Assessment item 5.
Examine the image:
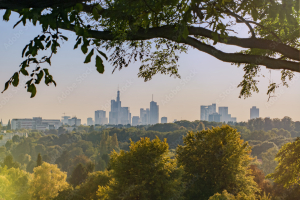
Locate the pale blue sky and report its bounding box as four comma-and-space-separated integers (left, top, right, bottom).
0, 11, 299, 124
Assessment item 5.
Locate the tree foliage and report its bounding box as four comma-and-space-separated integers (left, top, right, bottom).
267, 137, 300, 188
28, 162, 69, 199
176, 125, 259, 199
0, 166, 31, 200
97, 137, 184, 200
0, 0, 299, 98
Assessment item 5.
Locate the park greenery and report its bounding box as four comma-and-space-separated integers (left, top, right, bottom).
0, 117, 300, 199
0, 0, 299, 98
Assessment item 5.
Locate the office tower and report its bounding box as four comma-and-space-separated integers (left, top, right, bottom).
161, 117, 167, 124
132, 116, 140, 126
120, 107, 131, 125
208, 113, 221, 122
250, 106, 259, 119
150, 96, 159, 125
61, 116, 70, 125
218, 107, 229, 122
95, 110, 108, 125
218, 106, 237, 123
109, 90, 131, 125
140, 108, 150, 125
87, 118, 94, 126
200, 103, 216, 121
68, 117, 81, 126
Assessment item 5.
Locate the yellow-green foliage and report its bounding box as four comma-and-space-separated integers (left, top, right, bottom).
267, 138, 300, 188
28, 162, 69, 200
177, 125, 259, 200
0, 166, 31, 200
97, 136, 184, 200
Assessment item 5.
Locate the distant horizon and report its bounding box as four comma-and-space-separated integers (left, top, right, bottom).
1, 11, 300, 124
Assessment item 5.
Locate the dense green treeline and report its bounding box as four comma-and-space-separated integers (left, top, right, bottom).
0, 117, 300, 199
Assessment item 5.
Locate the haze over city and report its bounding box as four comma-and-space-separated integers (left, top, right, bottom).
0, 11, 300, 124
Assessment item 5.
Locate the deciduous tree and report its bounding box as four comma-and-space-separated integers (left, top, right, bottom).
29, 162, 69, 199
267, 138, 300, 188
97, 137, 184, 200
1, 0, 299, 98
176, 125, 259, 199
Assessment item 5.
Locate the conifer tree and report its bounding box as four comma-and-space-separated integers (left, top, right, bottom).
36, 153, 42, 167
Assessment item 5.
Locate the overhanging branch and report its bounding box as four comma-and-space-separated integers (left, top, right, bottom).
59, 24, 300, 73
181, 36, 300, 73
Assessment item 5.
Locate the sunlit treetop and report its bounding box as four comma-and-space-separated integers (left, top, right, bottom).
1, 0, 299, 98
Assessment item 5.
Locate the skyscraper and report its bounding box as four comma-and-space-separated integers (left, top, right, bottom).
161, 117, 167, 124
87, 118, 94, 126
68, 117, 81, 126
95, 110, 108, 125
109, 90, 131, 125
150, 96, 159, 125
250, 106, 259, 119
208, 113, 221, 122
219, 107, 229, 122
200, 103, 216, 121
140, 108, 150, 125
61, 116, 70, 125
132, 116, 140, 126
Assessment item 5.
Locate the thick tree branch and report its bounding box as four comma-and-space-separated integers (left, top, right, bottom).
180, 36, 300, 72
188, 27, 300, 61
59, 24, 300, 73
60, 24, 300, 61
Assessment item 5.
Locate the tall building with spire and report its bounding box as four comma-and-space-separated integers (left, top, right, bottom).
109, 90, 131, 125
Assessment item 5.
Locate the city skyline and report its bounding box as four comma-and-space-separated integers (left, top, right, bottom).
0, 11, 299, 124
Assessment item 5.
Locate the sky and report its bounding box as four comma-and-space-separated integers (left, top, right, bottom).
0, 11, 299, 124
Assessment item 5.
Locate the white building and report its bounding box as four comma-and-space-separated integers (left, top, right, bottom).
11, 117, 61, 130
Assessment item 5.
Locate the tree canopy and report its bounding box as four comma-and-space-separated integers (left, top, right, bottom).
176, 125, 259, 199
0, 0, 299, 98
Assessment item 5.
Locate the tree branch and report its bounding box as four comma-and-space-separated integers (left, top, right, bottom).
59, 24, 300, 73
181, 36, 300, 72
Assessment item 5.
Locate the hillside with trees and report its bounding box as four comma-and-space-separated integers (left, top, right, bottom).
0, 117, 300, 199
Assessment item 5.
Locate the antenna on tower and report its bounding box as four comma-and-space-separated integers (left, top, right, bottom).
152, 94, 153, 101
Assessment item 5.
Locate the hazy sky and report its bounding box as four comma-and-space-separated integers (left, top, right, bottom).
0, 11, 299, 124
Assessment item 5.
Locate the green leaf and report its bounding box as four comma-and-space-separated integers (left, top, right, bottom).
43, 68, 49, 75
81, 44, 88, 54
2, 81, 10, 93
22, 45, 29, 57
74, 37, 82, 49
97, 50, 108, 60
27, 84, 37, 98
35, 70, 44, 84
75, 3, 83, 12
84, 49, 94, 63
96, 55, 105, 74
45, 58, 51, 65
12, 72, 19, 87
21, 68, 29, 76
60, 35, 68, 41
3, 10, 11, 21
46, 41, 52, 49
93, 7, 100, 21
